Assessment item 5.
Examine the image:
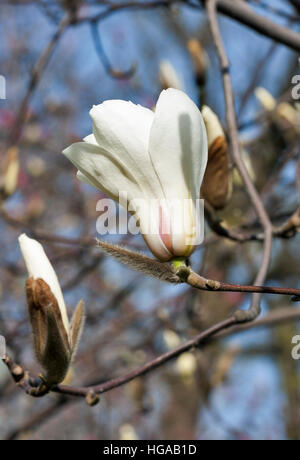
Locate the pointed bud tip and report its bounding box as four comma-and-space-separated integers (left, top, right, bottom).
255, 87, 276, 112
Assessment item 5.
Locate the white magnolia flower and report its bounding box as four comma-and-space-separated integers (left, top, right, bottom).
63, 88, 208, 261
19, 233, 69, 335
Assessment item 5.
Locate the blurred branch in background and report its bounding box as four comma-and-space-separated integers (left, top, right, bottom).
4, 304, 300, 399
4, 14, 71, 152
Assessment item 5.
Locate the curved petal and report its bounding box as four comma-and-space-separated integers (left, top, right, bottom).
142, 231, 173, 261
77, 170, 101, 190
149, 88, 208, 201
90, 100, 164, 200
83, 133, 98, 145
63, 141, 143, 203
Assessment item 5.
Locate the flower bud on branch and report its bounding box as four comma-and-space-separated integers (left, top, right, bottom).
201, 106, 231, 210
159, 60, 183, 91
255, 87, 300, 143
19, 234, 85, 388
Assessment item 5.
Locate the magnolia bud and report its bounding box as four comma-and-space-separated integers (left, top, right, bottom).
26, 277, 71, 386
255, 87, 300, 142
255, 87, 276, 112
19, 234, 85, 387
162, 329, 181, 350
276, 102, 300, 138
176, 352, 197, 385
187, 38, 208, 87
159, 60, 183, 91
201, 106, 231, 210
0, 147, 19, 200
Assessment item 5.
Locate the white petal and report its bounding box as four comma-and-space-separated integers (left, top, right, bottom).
63, 141, 142, 203
149, 89, 207, 256
77, 170, 101, 189
19, 234, 69, 336
149, 88, 208, 201
90, 100, 164, 199
129, 199, 173, 261
142, 232, 173, 261
83, 133, 98, 145
169, 199, 199, 256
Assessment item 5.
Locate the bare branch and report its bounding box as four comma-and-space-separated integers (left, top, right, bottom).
206, 0, 273, 321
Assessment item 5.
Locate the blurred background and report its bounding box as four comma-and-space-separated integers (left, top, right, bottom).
0, 0, 300, 440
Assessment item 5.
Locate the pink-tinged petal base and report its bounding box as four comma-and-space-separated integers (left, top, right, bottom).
159, 203, 173, 255
138, 199, 197, 262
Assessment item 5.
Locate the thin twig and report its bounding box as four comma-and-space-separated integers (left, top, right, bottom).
90, 21, 136, 79
183, 267, 300, 299
206, 0, 273, 321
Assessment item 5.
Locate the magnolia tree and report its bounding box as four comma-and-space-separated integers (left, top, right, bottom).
0, 0, 300, 441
